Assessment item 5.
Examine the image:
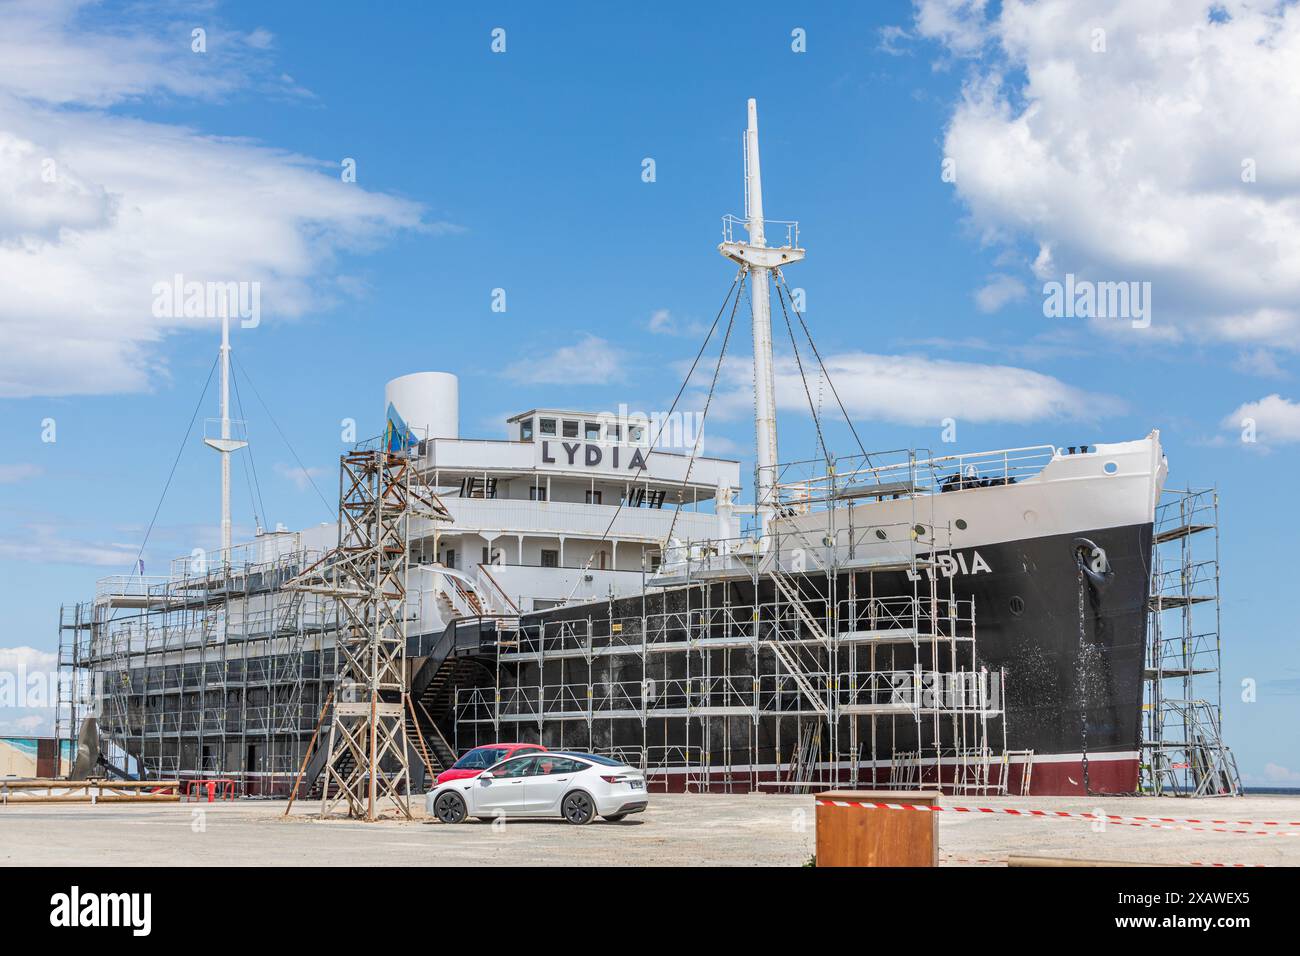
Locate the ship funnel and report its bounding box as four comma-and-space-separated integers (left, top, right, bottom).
385, 371, 459, 441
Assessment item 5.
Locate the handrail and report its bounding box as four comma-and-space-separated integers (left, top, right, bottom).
475, 563, 520, 614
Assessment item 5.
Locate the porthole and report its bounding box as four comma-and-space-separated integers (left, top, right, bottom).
875, 529, 887, 540
1103, 461, 1118, 475
955, 518, 968, 531
1009, 596, 1025, 616
914, 524, 927, 538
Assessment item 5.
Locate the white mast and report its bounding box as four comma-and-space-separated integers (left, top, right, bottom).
203, 295, 247, 564
719, 99, 805, 534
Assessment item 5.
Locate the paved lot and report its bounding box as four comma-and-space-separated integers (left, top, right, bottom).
0, 793, 1296, 866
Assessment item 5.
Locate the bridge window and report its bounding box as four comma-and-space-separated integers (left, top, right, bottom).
520, 418, 534, 441
563, 419, 579, 438
541, 549, 559, 568
540, 418, 557, 436
585, 421, 601, 440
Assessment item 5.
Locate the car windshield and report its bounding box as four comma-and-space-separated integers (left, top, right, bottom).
549, 751, 624, 766
452, 747, 508, 770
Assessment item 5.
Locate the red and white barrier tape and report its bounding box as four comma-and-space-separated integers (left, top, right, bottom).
940, 854, 1267, 868
814, 799, 1299, 838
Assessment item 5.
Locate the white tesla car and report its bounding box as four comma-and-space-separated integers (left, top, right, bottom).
426, 751, 648, 825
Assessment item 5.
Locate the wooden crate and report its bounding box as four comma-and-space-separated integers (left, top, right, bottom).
814, 790, 939, 867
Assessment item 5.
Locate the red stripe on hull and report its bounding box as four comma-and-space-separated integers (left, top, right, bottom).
643, 755, 1139, 797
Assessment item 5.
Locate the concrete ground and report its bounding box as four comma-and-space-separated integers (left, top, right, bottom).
0, 792, 1296, 866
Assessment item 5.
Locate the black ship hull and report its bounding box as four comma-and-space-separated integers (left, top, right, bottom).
451, 519, 1153, 796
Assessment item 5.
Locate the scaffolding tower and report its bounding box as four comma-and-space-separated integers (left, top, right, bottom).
454, 448, 1012, 795
1142, 487, 1240, 796
283, 447, 449, 819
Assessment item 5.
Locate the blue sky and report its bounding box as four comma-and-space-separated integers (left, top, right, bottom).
1, 0, 1297, 784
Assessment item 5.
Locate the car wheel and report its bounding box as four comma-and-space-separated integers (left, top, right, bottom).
433, 791, 467, 824
562, 790, 595, 825
601, 813, 628, 822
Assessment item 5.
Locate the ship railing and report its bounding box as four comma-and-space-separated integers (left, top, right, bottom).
720, 213, 800, 249
774, 444, 1056, 510
660, 519, 958, 578
94, 575, 171, 601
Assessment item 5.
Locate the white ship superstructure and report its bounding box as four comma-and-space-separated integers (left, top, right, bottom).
386, 373, 740, 627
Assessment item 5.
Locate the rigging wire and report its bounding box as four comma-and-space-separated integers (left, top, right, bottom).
663, 273, 745, 546
774, 269, 870, 464
560, 269, 746, 603
124, 353, 220, 584
230, 353, 334, 519
775, 281, 832, 469
229, 361, 268, 531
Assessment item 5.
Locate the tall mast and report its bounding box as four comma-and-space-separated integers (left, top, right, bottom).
719, 98, 805, 534
204, 295, 248, 564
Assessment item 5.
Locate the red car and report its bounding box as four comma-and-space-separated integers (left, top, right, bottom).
435, 743, 546, 786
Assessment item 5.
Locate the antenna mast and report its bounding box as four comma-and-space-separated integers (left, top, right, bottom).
203, 296, 247, 563
719, 99, 805, 534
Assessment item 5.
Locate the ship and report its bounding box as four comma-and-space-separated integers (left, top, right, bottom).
59, 100, 1180, 799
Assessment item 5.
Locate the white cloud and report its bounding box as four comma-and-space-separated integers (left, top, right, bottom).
0, 523, 139, 567
877, 25, 916, 57
1231, 348, 1288, 380
973, 273, 1027, 313
914, 0, 992, 57
0, 713, 50, 735
0, 2, 446, 398
274, 462, 327, 492
504, 335, 623, 385
1222, 394, 1300, 445
707, 351, 1121, 427
690, 431, 744, 458
0, 645, 57, 674
648, 309, 675, 334
0, 463, 41, 483
920, 0, 1300, 349
1258, 762, 1300, 783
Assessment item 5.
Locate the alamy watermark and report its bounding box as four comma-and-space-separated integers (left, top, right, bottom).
593, 404, 706, 451
152, 274, 261, 328
1042, 273, 1151, 329
0, 666, 102, 716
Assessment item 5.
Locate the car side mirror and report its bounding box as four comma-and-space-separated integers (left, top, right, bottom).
479, 771, 494, 780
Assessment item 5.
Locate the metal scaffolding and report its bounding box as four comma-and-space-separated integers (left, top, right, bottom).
454, 448, 1012, 795
1142, 487, 1240, 796
56, 539, 339, 794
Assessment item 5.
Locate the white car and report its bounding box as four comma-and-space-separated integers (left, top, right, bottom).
426, 751, 648, 825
